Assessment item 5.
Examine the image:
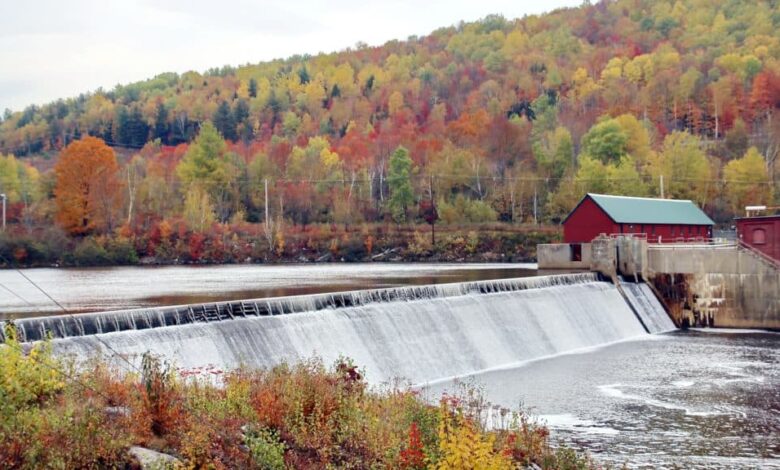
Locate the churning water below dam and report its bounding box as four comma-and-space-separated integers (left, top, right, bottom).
424, 329, 780, 469
4, 269, 775, 468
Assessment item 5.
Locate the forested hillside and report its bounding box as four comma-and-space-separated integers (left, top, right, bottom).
0, 0, 779, 265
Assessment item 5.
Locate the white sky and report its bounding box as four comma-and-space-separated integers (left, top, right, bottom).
0, 0, 580, 112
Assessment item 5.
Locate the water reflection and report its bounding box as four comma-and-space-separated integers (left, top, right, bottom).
0, 263, 536, 319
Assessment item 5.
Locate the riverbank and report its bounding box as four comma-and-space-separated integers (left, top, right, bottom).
0, 331, 594, 469
0, 223, 559, 268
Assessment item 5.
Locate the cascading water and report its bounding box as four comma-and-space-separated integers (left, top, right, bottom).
619, 279, 677, 334
8, 273, 674, 385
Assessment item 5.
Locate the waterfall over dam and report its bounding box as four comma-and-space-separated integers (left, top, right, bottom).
6, 273, 674, 384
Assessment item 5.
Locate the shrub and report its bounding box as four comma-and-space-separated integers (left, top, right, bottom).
106, 236, 139, 265
434, 400, 512, 469
245, 427, 286, 470
69, 237, 112, 266
140, 353, 184, 439
0, 326, 130, 468
0, 348, 594, 469
0, 325, 64, 412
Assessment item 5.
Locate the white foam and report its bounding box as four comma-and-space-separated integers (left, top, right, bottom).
598, 384, 731, 417
51, 278, 650, 385
538, 413, 620, 435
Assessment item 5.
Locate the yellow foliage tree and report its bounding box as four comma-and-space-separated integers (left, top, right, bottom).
434, 401, 512, 470
0, 325, 64, 410
723, 147, 774, 213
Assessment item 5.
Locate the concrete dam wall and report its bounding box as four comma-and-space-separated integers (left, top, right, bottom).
6, 274, 673, 385
648, 245, 780, 329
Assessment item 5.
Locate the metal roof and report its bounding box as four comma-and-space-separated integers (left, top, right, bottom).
570, 193, 715, 225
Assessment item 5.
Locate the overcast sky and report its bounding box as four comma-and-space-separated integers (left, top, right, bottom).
0, 0, 580, 112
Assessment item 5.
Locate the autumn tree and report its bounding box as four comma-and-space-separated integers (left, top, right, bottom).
652, 131, 712, 204
724, 147, 774, 213
533, 126, 573, 180
580, 119, 628, 164
177, 121, 237, 222
54, 136, 122, 235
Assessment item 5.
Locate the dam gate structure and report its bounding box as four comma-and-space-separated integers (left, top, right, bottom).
540, 235, 780, 329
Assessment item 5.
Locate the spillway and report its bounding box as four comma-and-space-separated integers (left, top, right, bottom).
4, 273, 674, 384
619, 279, 677, 334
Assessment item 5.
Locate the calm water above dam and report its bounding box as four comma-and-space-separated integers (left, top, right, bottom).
0, 263, 536, 319
425, 329, 780, 469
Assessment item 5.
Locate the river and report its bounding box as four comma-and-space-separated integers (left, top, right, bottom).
0, 263, 536, 319
424, 329, 780, 469
3, 264, 777, 468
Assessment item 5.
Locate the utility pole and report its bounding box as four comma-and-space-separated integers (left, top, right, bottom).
264, 179, 269, 227
1, 193, 5, 231
660, 175, 665, 199
533, 186, 538, 226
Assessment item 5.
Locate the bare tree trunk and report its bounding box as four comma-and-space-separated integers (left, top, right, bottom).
263, 179, 274, 250
510, 184, 515, 223
126, 169, 135, 225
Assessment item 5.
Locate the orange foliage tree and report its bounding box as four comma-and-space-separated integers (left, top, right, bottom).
54, 136, 123, 235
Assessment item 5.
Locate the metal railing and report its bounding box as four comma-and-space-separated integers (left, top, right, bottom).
607, 234, 736, 247
737, 240, 780, 270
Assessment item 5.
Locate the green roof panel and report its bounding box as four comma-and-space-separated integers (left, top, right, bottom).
586, 193, 714, 225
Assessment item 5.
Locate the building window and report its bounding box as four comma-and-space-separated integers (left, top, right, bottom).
753, 228, 767, 245
570, 243, 582, 262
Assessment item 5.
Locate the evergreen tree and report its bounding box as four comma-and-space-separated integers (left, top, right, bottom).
154, 102, 170, 143
248, 78, 258, 98
388, 146, 414, 223
213, 101, 237, 141
129, 107, 149, 147
234, 99, 252, 142
113, 106, 130, 145
298, 66, 310, 84
233, 99, 249, 126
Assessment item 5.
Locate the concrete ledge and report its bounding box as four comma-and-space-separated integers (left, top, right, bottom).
537, 243, 591, 270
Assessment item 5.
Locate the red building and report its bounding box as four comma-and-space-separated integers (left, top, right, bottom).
563, 194, 714, 244
736, 215, 780, 261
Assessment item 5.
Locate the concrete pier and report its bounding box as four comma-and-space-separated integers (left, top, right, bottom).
647, 244, 779, 329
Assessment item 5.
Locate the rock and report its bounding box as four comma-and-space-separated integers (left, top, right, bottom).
128, 446, 180, 469
105, 406, 130, 417
138, 256, 158, 265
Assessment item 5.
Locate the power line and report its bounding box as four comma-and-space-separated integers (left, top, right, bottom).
0, 281, 36, 310
14, 269, 69, 313
0, 257, 143, 375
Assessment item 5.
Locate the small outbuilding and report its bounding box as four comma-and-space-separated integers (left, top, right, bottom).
736, 215, 780, 262
563, 193, 714, 244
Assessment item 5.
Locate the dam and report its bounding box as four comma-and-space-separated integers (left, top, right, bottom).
5, 268, 776, 468
4, 273, 674, 384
